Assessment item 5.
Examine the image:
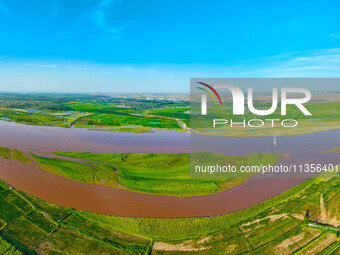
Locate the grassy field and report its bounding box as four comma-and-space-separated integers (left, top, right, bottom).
0, 104, 186, 132
89, 127, 154, 133
0, 235, 22, 255
0, 94, 190, 131
65, 103, 131, 113
0, 180, 151, 254
29, 151, 280, 196
5, 94, 340, 135
0, 171, 338, 254
31, 153, 117, 185
72, 112, 182, 130
0, 108, 88, 128
65, 101, 189, 130
148, 107, 190, 126
78, 173, 339, 247
0, 147, 31, 164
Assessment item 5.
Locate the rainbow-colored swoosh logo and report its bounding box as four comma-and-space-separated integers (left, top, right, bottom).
196, 82, 223, 106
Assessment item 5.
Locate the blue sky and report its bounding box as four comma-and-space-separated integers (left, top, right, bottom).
0, 0, 340, 93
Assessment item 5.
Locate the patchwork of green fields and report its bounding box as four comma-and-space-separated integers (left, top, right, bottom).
0, 180, 151, 254
89, 127, 154, 133
5, 97, 340, 135
0, 98, 190, 131
30, 151, 280, 196
72, 112, 181, 129
148, 107, 190, 126
66, 103, 130, 112
79, 174, 339, 252
64, 102, 189, 130
0, 235, 22, 255
0, 108, 87, 128
0, 172, 338, 254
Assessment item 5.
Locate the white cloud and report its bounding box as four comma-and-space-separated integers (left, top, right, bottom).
122, 66, 134, 72
25, 62, 58, 68
230, 48, 340, 77
92, 10, 130, 35
91, 0, 132, 36
147, 68, 157, 74
330, 33, 340, 39
57, 0, 132, 39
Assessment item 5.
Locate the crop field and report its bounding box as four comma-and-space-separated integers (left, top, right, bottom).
0, 171, 338, 254
65, 101, 189, 130
3, 93, 340, 136
0, 180, 152, 254
65, 102, 188, 130
148, 107, 190, 126
0, 108, 88, 128
72, 112, 181, 130
66, 103, 132, 112
4, 93, 340, 135
89, 127, 154, 133
0, 94, 190, 131
28, 151, 280, 196
0, 235, 22, 255
78, 173, 339, 251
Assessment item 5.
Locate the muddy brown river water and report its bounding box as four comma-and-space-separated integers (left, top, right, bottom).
0, 120, 339, 218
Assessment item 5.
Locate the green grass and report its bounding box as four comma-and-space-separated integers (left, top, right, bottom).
0, 172, 338, 254
0, 219, 6, 230
148, 107, 190, 126
0, 107, 87, 128
63, 214, 150, 254
118, 175, 221, 195
45, 151, 280, 196
295, 233, 338, 254
31, 153, 99, 183
73, 112, 181, 130
148, 107, 190, 119
25, 211, 57, 233
66, 103, 128, 112
0, 196, 24, 223
64, 100, 185, 130
31, 153, 121, 188
246, 226, 321, 254
0, 147, 32, 164
10, 149, 32, 164
76, 175, 329, 240
37, 226, 139, 255
28, 196, 70, 221
0, 236, 22, 255
1, 101, 188, 131
0, 179, 151, 254
0, 147, 11, 159
320, 240, 340, 255
4, 98, 340, 135
3, 218, 47, 247
0, 190, 33, 212
89, 127, 154, 133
